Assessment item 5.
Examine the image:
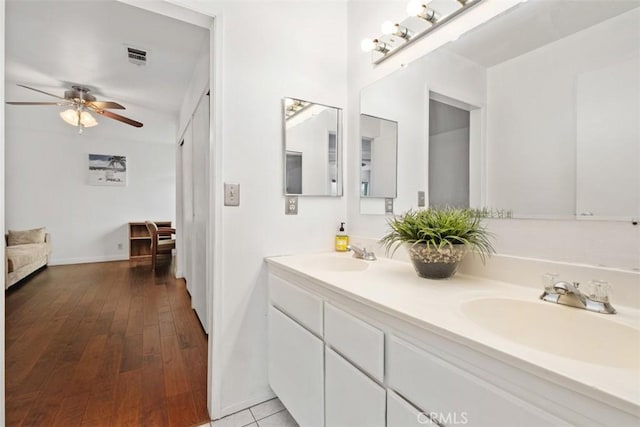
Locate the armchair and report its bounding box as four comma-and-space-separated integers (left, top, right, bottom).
145, 221, 176, 271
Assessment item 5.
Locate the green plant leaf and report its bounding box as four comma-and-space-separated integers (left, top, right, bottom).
380, 207, 495, 263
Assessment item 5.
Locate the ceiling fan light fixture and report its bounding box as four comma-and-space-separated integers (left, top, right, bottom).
60, 108, 98, 128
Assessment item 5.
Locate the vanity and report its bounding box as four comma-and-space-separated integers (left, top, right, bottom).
265, 253, 639, 427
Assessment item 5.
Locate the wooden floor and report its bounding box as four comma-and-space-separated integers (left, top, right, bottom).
5, 260, 209, 427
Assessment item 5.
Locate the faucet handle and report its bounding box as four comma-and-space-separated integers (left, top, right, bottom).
585, 280, 613, 303
541, 273, 559, 292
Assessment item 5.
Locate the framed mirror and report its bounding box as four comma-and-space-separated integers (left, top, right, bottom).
283, 97, 342, 197
359, 1, 640, 220
360, 114, 398, 198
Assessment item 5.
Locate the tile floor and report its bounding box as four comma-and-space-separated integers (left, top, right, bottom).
199, 398, 298, 427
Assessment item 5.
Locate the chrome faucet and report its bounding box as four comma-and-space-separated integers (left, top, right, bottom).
347, 245, 377, 261
540, 276, 616, 314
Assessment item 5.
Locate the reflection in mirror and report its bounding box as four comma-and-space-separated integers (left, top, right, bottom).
358, 1, 640, 220
360, 114, 398, 198
283, 97, 342, 196
429, 97, 471, 209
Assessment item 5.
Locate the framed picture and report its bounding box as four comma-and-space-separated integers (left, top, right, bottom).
88, 154, 127, 186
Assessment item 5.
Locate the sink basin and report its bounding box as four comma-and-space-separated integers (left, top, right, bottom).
461, 298, 640, 370
309, 257, 369, 272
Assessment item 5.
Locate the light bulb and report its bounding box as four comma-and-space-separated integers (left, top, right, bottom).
407, 0, 427, 16
381, 21, 396, 35
80, 111, 98, 127
284, 98, 294, 108
60, 109, 79, 126
59, 108, 98, 128
361, 38, 376, 52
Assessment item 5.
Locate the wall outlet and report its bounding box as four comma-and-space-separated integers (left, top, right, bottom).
224, 183, 240, 206
286, 196, 298, 215
117, 243, 123, 250
418, 191, 426, 207
385, 198, 394, 214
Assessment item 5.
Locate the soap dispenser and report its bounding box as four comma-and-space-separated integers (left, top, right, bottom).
335, 222, 349, 252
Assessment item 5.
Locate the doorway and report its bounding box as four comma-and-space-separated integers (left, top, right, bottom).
427, 91, 484, 209
428, 99, 471, 208
2, 0, 219, 423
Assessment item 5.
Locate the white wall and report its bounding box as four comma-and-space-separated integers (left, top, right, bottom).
169, 0, 348, 417
5, 83, 177, 265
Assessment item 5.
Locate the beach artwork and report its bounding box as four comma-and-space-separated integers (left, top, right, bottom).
88, 154, 127, 186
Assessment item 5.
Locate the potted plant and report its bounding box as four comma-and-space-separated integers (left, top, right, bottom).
380, 208, 495, 279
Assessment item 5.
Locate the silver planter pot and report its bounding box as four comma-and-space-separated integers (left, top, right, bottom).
407, 243, 468, 279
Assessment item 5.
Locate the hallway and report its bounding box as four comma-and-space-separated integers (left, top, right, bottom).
5, 261, 209, 426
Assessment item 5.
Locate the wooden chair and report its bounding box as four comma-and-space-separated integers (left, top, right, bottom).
145, 221, 176, 271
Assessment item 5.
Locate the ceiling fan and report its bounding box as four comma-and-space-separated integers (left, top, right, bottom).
6, 84, 143, 132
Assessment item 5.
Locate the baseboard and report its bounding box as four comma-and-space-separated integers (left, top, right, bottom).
217, 390, 277, 420
49, 254, 129, 266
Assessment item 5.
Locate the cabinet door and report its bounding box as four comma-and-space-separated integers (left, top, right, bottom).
325, 346, 386, 427
268, 306, 324, 427
388, 336, 567, 427
325, 303, 384, 382
387, 390, 439, 427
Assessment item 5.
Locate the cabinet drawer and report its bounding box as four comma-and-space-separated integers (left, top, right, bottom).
325, 303, 384, 382
269, 274, 323, 336
268, 306, 324, 427
387, 390, 439, 427
388, 335, 567, 427
325, 346, 386, 427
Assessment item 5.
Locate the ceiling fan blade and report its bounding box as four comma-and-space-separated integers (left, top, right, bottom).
86, 101, 125, 110
16, 84, 66, 100
93, 109, 143, 128
6, 101, 72, 106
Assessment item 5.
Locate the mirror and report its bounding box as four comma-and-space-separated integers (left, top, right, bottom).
360, 114, 398, 198
283, 97, 342, 196
359, 1, 640, 220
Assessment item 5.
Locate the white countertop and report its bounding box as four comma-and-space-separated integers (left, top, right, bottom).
266, 251, 640, 416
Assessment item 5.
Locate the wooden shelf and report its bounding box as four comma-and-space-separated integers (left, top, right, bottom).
129, 221, 172, 261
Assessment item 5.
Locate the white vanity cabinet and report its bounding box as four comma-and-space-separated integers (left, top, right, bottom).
268, 274, 325, 427
267, 267, 639, 427
325, 346, 386, 427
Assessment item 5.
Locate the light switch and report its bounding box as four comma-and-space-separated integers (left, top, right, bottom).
286, 196, 298, 215
224, 183, 240, 206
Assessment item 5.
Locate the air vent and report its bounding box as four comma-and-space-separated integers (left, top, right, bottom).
127, 47, 147, 66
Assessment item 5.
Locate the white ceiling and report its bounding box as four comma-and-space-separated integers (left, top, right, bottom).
5, 0, 209, 116
444, 0, 640, 67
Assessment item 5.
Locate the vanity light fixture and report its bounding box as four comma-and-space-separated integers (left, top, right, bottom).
284, 98, 311, 119
407, 0, 440, 23
381, 21, 413, 41
362, 0, 487, 64
360, 38, 391, 54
